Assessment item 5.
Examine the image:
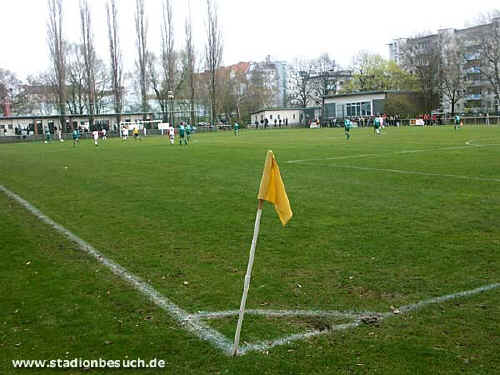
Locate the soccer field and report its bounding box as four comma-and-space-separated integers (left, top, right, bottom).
1, 126, 499, 374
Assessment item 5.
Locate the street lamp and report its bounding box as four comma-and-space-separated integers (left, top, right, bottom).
167, 90, 174, 128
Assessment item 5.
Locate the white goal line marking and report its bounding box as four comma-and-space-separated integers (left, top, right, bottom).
0, 184, 234, 356
189, 309, 374, 320
237, 282, 500, 355
1, 184, 499, 356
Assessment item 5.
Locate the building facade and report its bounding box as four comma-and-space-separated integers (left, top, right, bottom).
0, 112, 157, 136
250, 107, 314, 127
389, 17, 500, 114
324, 91, 387, 120
249, 56, 288, 107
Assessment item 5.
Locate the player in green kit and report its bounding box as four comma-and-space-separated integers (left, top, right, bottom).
374, 117, 381, 135
179, 123, 187, 145
186, 124, 192, 143
233, 122, 240, 136
454, 114, 461, 131
344, 118, 352, 140
44, 129, 51, 143
72, 128, 80, 147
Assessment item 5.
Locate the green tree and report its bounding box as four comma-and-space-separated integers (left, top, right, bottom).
341, 52, 417, 93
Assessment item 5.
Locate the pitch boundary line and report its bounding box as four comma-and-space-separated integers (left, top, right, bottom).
0, 184, 234, 356
189, 309, 373, 320
236, 283, 500, 354
1, 185, 499, 356
286, 142, 497, 164
328, 165, 500, 183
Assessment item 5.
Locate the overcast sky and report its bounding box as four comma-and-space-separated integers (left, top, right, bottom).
1, 0, 499, 80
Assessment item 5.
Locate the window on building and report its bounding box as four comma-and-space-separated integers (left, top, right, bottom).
270, 114, 273, 119
345, 102, 372, 117
346, 103, 361, 116
293, 114, 296, 119
361, 102, 371, 116
325, 103, 336, 118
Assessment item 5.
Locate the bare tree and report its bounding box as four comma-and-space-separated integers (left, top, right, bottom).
438, 33, 466, 115
106, 0, 123, 128
135, 0, 149, 118
22, 73, 57, 116
309, 53, 337, 124
66, 43, 86, 115
217, 66, 235, 123
231, 65, 272, 123
287, 58, 315, 109
79, 0, 96, 128
246, 66, 273, 115
400, 34, 441, 112
0, 68, 22, 116
161, 0, 175, 93
161, 0, 185, 124
185, 0, 196, 125
148, 53, 168, 121
94, 58, 111, 115
147, 0, 186, 124
469, 13, 500, 113
205, 0, 223, 126
47, 0, 67, 130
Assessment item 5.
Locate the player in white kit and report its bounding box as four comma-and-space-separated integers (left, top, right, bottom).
168, 126, 175, 144
121, 126, 128, 140
92, 130, 99, 146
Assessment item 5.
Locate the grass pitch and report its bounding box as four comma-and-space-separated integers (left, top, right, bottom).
1, 126, 499, 374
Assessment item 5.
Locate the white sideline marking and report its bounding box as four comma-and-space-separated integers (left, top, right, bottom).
2, 185, 499, 356
287, 153, 378, 164
286, 143, 497, 164
0, 184, 234, 356
331, 165, 500, 183
465, 140, 482, 147
398, 283, 500, 313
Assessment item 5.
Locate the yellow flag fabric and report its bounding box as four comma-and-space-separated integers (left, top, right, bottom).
257, 150, 293, 226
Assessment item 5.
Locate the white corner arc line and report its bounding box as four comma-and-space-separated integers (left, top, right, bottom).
0, 184, 234, 356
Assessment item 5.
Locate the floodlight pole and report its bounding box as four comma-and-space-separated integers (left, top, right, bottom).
232, 199, 264, 356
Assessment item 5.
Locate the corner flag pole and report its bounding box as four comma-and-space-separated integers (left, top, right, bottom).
232, 150, 292, 356
232, 199, 264, 356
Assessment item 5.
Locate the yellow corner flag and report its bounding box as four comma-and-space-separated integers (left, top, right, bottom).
257, 150, 293, 226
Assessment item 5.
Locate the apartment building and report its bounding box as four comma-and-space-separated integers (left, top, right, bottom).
389, 17, 500, 114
